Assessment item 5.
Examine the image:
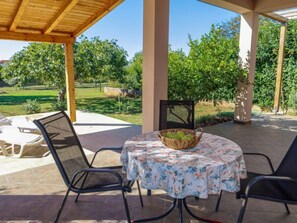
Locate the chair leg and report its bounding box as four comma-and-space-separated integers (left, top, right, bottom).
121, 189, 131, 223
12, 144, 24, 158
237, 198, 248, 223
55, 188, 71, 223
215, 190, 223, 212
136, 180, 144, 207
284, 203, 290, 214
75, 193, 80, 202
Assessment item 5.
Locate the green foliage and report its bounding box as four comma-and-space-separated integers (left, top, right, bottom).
123, 25, 245, 105
195, 111, 234, 127
252, 18, 297, 112
51, 100, 67, 111
124, 52, 143, 90
289, 91, 297, 113
253, 18, 280, 110
2, 36, 128, 91
75, 36, 128, 86
2, 43, 65, 88
170, 25, 245, 105
22, 99, 41, 114
168, 49, 194, 100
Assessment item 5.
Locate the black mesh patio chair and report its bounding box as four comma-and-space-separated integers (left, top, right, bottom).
33, 111, 143, 223
147, 100, 195, 196
159, 100, 195, 130
215, 136, 297, 223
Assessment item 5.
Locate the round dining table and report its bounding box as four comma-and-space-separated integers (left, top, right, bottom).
121, 131, 247, 223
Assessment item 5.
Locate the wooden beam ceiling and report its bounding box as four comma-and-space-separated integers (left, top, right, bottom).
254, 0, 297, 13
1, 0, 124, 44
199, 0, 253, 14
0, 31, 75, 44
73, 0, 124, 37
9, 0, 30, 31
44, 0, 80, 35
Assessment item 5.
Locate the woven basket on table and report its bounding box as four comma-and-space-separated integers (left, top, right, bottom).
158, 128, 203, 150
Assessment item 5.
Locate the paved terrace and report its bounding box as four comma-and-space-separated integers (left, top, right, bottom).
0, 111, 296, 223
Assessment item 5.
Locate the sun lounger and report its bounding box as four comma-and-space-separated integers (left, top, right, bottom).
0, 127, 44, 158
9, 116, 40, 133
0, 113, 12, 126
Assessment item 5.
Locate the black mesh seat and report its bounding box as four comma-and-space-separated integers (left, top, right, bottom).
215, 136, 297, 223
33, 111, 143, 223
146, 100, 195, 197
159, 100, 195, 130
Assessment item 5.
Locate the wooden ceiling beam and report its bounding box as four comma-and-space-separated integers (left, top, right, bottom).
73, 0, 124, 37
44, 0, 80, 34
261, 12, 288, 23
0, 31, 75, 44
0, 27, 8, 32
254, 0, 297, 13
199, 0, 252, 14
9, 0, 30, 31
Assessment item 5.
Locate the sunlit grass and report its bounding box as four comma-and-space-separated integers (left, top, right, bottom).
0, 85, 236, 125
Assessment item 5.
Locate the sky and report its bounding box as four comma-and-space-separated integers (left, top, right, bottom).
0, 0, 238, 60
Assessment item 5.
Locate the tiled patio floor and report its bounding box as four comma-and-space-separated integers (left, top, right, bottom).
0, 112, 296, 223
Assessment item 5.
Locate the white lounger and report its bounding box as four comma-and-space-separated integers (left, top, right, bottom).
0, 127, 43, 158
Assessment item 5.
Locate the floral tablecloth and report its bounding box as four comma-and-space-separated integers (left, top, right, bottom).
121, 132, 247, 199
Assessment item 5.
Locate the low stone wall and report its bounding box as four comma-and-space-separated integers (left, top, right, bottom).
104, 87, 141, 97
104, 87, 125, 97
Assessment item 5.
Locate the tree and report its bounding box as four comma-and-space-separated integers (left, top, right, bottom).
2, 36, 129, 97
168, 48, 195, 100
75, 36, 128, 90
184, 25, 244, 105
253, 18, 297, 112
2, 43, 66, 99
253, 18, 280, 110
124, 52, 143, 90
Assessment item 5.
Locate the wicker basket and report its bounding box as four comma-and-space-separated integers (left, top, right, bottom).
158, 128, 203, 150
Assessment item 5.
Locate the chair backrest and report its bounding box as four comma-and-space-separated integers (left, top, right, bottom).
33, 111, 90, 186
159, 100, 195, 130
275, 136, 297, 179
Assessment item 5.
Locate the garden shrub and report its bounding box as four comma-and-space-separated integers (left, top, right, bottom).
51, 100, 67, 111
195, 112, 235, 127
22, 99, 41, 114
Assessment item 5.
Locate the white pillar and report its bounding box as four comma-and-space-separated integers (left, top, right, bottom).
142, 0, 169, 133
234, 12, 259, 124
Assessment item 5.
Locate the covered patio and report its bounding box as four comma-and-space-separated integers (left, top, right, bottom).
1, 0, 297, 222
1, 0, 297, 130
0, 111, 296, 222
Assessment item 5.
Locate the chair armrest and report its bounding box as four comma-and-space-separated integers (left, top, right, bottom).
243, 152, 275, 172
245, 175, 297, 196
91, 146, 123, 165
70, 167, 123, 186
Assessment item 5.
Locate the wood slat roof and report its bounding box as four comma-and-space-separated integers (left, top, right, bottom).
199, 0, 297, 23
0, 0, 123, 43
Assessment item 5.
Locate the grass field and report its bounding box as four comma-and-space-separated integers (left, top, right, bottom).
0, 85, 235, 125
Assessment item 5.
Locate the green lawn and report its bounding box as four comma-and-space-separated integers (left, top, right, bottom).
0, 86, 234, 125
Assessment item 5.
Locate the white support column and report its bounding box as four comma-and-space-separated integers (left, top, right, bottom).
234, 12, 259, 124
142, 0, 169, 133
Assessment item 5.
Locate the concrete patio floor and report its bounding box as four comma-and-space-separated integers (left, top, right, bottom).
0, 111, 296, 223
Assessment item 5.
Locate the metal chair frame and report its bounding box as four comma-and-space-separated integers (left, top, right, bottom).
34, 111, 143, 223
215, 136, 297, 223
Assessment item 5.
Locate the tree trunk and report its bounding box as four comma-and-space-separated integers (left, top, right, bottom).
58, 87, 66, 101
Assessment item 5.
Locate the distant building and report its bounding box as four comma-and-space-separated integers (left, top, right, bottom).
0, 60, 10, 64
0, 60, 10, 67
